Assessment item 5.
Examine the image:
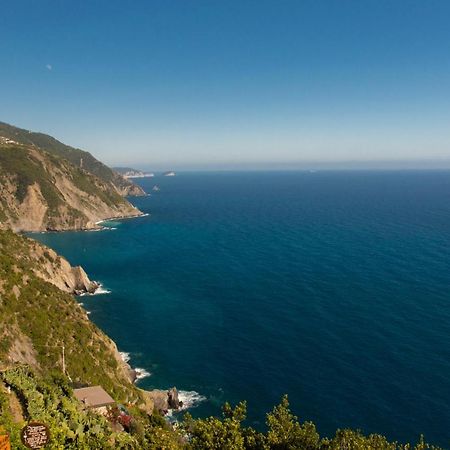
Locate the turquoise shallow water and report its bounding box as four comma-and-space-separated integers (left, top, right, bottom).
33, 171, 450, 446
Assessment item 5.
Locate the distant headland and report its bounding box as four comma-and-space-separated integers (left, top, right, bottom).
113, 167, 155, 179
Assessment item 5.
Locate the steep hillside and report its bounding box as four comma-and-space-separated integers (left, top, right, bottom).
0, 140, 142, 231
0, 230, 170, 448
0, 230, 139, 401
0, 121, 146, 197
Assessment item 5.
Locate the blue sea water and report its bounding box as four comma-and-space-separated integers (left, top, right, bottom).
33, 171, 450, 446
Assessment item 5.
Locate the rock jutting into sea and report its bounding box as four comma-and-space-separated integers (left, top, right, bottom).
11, 234, 100, 295
143, 387, 183, 414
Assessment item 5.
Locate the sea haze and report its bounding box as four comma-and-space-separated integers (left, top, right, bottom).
33, 171, 450, 446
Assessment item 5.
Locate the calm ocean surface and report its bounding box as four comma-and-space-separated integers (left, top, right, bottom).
33, 171, 450, 446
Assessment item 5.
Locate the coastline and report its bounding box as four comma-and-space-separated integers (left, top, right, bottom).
95, 212, 150, 227
28, 210, 205, 416
28, 212, 150, 235
117, 350, 206, 415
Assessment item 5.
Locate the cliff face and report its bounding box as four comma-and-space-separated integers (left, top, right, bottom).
5, 233, 98, 294
0, 142, 142, 232
0, 121, 147, 197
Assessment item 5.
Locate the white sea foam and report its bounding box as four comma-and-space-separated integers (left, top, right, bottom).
79, 284, 111, 296
177, 391, 207, 410
119, 352, 131, 363
118, 352, 150, 380
95, 213, 149, 226
134, 368, 151, 380
166, 390, 206, 420
94, 286, 112, 295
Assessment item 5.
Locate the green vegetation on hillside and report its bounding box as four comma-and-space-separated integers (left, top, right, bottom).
0, 230, 138, 401
0, 121, 144, 196
0, 366, 143, 449
0, 144, 64, 207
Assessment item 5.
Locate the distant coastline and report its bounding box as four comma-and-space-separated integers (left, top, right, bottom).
113, 166, 154, 179
94, 212, 150, 227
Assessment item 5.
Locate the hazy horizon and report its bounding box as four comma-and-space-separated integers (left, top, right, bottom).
2, 1, 450, 168
128, 159, 450, 172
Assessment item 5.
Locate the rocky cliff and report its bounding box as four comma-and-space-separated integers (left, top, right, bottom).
4, 232, 98, 294
143, 387, 181, 413
0, 141, 143, 232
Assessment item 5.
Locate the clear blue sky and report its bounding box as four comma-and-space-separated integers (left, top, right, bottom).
2, 0, 450, 169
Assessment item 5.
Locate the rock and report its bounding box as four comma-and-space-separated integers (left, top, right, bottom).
139, 390, 155, 415
144, 387, 181, 414
71, 266, 98, 293
12, 237, 99, 295
129, 369, 137, 383
167, 387, 180, 409
121, 183, 147, 197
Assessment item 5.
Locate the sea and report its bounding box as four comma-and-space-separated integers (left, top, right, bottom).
32, 171, 450, 447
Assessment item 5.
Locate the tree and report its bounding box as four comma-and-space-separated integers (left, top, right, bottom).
266, 395, 319, 450
185, 402, 248, 450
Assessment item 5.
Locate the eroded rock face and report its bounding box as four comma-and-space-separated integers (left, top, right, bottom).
11, 235, 99, 295
117, 183, 147, 197
71, 266, 99, 294
168, 387, 180, 409
16, 183, 48, 231
144, 387, 182, 413
6, 327, 39, 367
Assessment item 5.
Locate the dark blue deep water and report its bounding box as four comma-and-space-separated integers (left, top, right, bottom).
33, 171, 450, 446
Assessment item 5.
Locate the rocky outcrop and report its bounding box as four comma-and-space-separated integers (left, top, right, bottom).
69, 266, 99, 294
5, 327, 39, 367
144, 387, 182, 413
16, 183, 48, 231
5, 232, 99, 295
116, 183, 147, 197
168, 387, 181, 409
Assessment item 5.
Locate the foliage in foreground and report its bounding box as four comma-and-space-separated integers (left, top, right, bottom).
0, 367, 443, 450
0, 366, 138, 449
184, 396, 442, 450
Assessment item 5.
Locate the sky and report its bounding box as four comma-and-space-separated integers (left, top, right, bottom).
1, 0, 450, 170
